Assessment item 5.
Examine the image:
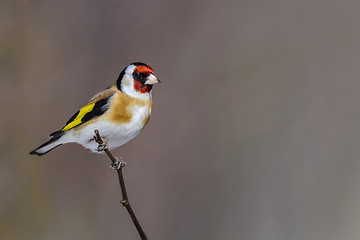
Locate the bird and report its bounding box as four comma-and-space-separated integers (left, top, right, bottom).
30, 62, 160, 156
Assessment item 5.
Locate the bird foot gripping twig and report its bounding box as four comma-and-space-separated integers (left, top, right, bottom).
93, 129, 147, 240
110, 157, 127, 170
93, 130, 108, 151
93, 130, 127, 170
96, 140, 108, 152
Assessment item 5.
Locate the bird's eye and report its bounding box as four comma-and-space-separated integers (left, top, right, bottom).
133, 71, 141, 78
133, 71, 147, 83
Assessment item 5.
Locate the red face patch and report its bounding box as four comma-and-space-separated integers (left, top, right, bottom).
133, 65, 155, 93
134, 80, 153, 93
135, 65, 154, 75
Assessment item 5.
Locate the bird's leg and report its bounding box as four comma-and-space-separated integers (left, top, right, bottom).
110, 157, 127, 170
94, 136, 108, 152
93, 129, 126, 170
97, 138, 108, 151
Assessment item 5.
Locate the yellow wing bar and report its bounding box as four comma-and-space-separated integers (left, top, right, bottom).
62, 103, 95, 131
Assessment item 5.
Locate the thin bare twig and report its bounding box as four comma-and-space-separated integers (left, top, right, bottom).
94, 129, 148, 240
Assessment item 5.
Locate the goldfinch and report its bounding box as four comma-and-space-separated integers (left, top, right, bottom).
30, 62, 160, 156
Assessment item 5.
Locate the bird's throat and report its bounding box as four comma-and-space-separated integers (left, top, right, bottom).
134, 81, 152, 93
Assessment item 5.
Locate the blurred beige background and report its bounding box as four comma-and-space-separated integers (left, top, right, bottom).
2, 0, 360, 239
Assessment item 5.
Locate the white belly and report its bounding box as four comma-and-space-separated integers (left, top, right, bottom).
67, 105, 151, 152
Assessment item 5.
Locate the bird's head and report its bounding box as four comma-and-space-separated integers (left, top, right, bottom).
117, 62, 160, 99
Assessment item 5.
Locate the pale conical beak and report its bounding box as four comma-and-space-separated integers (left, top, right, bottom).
144, 74, 161, 85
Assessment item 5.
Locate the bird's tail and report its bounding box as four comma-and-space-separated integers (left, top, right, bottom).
30, 131, 67, 156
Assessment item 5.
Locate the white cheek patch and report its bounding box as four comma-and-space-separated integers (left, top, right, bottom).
121, 74, 152, 101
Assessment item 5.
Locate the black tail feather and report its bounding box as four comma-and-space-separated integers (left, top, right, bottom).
29, 131, 64, 156
50, 130, 64, 138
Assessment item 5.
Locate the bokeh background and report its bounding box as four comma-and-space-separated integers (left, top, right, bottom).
2, 0, 360, 239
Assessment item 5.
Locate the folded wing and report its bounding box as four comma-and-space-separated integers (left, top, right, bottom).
53, 85, 116, 135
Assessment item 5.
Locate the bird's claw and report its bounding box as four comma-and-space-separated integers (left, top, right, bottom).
110, 157, 126, 170
95, 137, 108, 152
